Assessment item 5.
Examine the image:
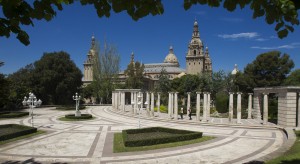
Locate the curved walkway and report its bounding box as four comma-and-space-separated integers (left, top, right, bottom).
0, 106, 288, 164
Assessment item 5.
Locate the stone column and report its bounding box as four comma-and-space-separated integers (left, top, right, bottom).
168, 92, 172, 119
146, 92, 150, 116
174, 92, 178, 120
196, 92, 201, 121
207, 92, 211, 120
187, 92, 191, 118
112, 92, 114, 109
202, 92, 207, 122
134, 92, 138, 115
114, 92, 117, 110
118, 91, 122, 110
253, 94, 262, 120
171, 92, 174, 118
248, 93, 253, 119
229, 92, 234, 123
298, 93, 300, 127
121, 92, 125, 112
131, 92, 134, 105
157, 92, 161, 116
150, 92, 154, 117
237, 92, 242, 124
263, 93, 269, 125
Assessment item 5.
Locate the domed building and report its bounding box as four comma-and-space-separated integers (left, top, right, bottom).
83, 20, 212, 89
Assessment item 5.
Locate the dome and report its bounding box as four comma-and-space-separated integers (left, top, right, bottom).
194, 20, 198, 26
164, 46, 179, 64
231, 64, 239, 75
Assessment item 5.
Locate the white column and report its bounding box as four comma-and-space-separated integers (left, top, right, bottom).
174, 92, 178, 120
150, 92, 154, 117
118, 91, 121, 110
122, 92, 125, 112
187, 92, 191, 118
248, 93, 253, 119
131, 92, 133, 105
196, 92, 201, 121
114, 92, 117, 110
171, 92, 174, 118
229, 92, 234, 123
207, 92, 211, 120
111, 91, 115, 109
202, 92, 207, 122
237, 92, 242, 124
146, 92, 150, 116
263, 93, 269, 125
157, 92, 161, 116
168, 92, 172, 119
134, 92, 138, 115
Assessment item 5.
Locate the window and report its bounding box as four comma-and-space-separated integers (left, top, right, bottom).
193, 50, 196, 55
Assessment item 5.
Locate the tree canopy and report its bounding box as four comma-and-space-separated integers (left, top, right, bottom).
124, 61, 145, 89
284, 69, 300, 86
236, 51, 294, 90
1, 0, 299, 45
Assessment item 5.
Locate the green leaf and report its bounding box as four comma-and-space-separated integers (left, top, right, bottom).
285, 25, 294, 32
278, 29, 288, 39
275, 22, 284, 31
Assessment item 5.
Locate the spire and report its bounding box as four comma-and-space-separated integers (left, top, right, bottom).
169, 46, 174, 54
231, 64, 239, 75
130, 52, 135, 64
91, 35, 95, 49
205, 47, 209, 57
193, 19, 200, 38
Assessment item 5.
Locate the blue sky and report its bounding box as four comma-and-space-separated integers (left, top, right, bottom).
0, 1, 299, 75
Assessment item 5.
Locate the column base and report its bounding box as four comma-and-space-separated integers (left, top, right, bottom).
75, 111, 81, 117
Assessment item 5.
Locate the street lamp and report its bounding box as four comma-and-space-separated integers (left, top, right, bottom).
72, 92, 81, 117
131, 101, 135, 114
22, 92, 42, 127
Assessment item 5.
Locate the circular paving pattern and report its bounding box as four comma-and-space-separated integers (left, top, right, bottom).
0, 106, 287, 164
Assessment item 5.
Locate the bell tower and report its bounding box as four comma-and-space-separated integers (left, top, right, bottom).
83, 35, 96, 85
186, 20, 212, 75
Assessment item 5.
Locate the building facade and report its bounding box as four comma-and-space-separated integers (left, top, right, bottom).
82, 20, 212, 88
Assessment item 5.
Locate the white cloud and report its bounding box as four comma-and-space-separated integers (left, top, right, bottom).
218, 32, 259, 39
220, 18, 243, 22
255, 38, 268, 42
251, 43, 300, 50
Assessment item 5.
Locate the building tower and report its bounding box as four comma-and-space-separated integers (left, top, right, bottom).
83, 35, 96, 85
186, 20, 212, 75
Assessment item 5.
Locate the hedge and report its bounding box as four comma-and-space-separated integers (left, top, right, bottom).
0, 124, 37, 141
122, 127, 203, 147
65, 114, 93, 119
0, 112, 29, 118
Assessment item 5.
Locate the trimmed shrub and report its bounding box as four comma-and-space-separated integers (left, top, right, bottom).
65, 114, 93, 119
0, 112, 29, 118
0, 124, 37, 141
122, 127, 203, 147
56, 105, 86, 110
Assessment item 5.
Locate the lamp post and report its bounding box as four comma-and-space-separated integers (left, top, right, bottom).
72, 92, 81, 117
22, 92, 42, 127
131, 101, 135, 114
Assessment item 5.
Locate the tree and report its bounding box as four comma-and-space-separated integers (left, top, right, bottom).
32, 51, 82, 105
238, 51, 294, 89
124, 61, 144, 89
5, 64, 34, 109
0, 62, 10, 109
92, 41, 120, 103
284, 69, 300, 86
1, 0, 299, 46
155, 68, 170, 93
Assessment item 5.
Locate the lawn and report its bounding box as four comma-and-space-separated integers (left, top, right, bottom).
113, 132, 214, 153
0, 130, 45, 145
266, 131, 300, 164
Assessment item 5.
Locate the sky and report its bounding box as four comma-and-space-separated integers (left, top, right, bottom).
0, 1, 300, 75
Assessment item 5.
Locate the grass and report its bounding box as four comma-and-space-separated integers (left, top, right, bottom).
266, 131, 300, 164
113, 132, 214, 153
0, 130, 45, 145
58, 116, 95, 121
0, 112, 29, 119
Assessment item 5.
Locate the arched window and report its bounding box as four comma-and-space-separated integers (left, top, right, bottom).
193, 50, 196, 55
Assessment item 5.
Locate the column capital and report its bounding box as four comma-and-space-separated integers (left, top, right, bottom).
237, 92, 243, 95
157, 92, 161, 94
263, 92, 269, 95
207, 92, 211, 94
248, 93, 253, 95
187, 92, 191, 95
229, 92, 235, 95
196, 92, 202, 94
168, 91, 173, 94
174, 92, 179, 94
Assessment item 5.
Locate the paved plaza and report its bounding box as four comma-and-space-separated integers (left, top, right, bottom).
0, 106, 293, 164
